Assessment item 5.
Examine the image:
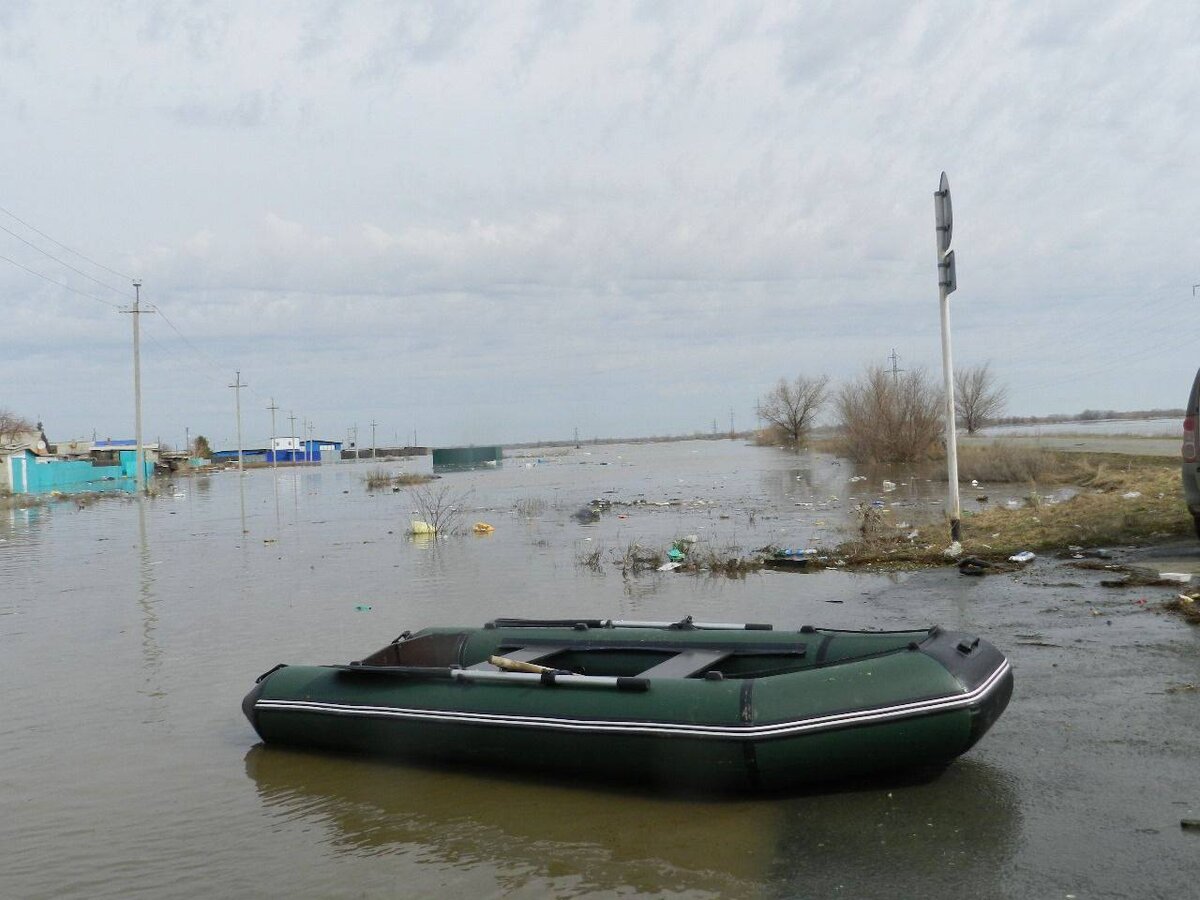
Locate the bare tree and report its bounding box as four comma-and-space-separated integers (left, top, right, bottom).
758, 375, 830, 450
0, 408, 35, 441
407, 483, 472, 535
954, 362, 1007, 434
836, 365, 942, 463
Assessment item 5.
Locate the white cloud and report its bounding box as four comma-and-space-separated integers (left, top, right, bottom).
3, 1, 1200, 445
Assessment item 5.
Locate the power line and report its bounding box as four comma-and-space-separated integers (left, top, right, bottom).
0, 220, 132, 298
0, 251, 122, 309
150, 303, 228, 373
0, 203, 134, 282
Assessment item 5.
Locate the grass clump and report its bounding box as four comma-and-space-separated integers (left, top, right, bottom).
1164, 595, 1200, 625
679, 544, 764, 577
575, 545, 604, 573
365, 467, 433, 490
955, 444, 1089, 484
617, 543, 664, 575
514, 496, 547, 518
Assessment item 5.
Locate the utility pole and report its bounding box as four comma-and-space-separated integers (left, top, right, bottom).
729, 408, 735, 439
288, 411, 297, 464
230, 370, 248, 535
302, 417, 309, 462
122, 279, 153, 494
185, 426, 190, 458
370, 420, 377, 459
229, 371, 247, 477
888, 349, 905, 382
934, 172, 961, 543
267, 398, 279, 469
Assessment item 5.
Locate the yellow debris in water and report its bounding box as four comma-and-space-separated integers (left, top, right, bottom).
409, 520, 436, 535
473, 522, 495, 534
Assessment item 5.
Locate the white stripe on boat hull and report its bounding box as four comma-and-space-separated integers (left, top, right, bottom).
256, 660, 1011, 741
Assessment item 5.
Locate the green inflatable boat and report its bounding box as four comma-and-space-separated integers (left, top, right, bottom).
243, 616, 1012, 791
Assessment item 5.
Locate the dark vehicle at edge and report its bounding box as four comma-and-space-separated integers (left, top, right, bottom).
1182, 368, 1200, 538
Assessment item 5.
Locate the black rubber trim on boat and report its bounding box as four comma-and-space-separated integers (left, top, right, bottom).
254, 663, 287, 684
814, 635, 834, 664
241, 679, 267, 737
919, 629, 1007, 694
738, 679, 761, 787
739, 679, 755, 724
616, 677, 651, 692
964, 666, 1014, 750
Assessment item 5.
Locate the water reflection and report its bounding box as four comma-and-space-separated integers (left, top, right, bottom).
244, 745, 777, 894
135, 499, 164, 710
766, 759, 1022, 899
243, 746, 1021, 898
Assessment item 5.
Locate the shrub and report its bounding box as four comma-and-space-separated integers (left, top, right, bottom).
835, 365, 942, 463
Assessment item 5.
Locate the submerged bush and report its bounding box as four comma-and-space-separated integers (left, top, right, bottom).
835, 365, 942, 464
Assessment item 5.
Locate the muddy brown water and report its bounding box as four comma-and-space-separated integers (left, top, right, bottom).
2, 441, 1196, 898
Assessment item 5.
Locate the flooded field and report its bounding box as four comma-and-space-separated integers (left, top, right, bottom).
2, 440, 1197, 899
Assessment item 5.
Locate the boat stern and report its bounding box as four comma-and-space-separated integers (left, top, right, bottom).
242, 663, 286, 740
920, 627, 1013, 750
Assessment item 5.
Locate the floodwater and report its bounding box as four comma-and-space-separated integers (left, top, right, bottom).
983, 416, 1179, 438
2, 440, 1197, 899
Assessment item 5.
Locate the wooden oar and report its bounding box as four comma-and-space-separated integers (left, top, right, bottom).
335, 661, 648, 691
489, 654, 576, 675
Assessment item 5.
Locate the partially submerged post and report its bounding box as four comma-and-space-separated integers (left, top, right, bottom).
934, 172, 961, 542
230, 371, 247, 532
267, 398, 279, 469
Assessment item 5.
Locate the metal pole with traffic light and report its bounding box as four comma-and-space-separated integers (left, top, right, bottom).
935, 172, 962, 543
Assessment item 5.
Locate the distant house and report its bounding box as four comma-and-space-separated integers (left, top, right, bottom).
1, 429, 156, 495
0, 424, 51, 492
212, 438, 343, 464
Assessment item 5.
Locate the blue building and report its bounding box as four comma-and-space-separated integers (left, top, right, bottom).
3, 447, 155, 494
213, 438, 343, 464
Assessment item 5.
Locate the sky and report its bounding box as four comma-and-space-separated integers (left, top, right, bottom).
3, 0, 1199, 450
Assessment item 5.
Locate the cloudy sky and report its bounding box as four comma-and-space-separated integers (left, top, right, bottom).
2, 1, 1198, 449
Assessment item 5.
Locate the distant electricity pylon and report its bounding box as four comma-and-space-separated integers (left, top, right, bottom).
887, 349, 905, 382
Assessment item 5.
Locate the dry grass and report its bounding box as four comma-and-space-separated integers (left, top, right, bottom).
365, 467, 434, 490
1164, 595, 1200, 625
955, 444, 1090, 483
617, 542, 664, 575
678, 544, 764, 577
575, 545, 604, 573
832, 461, 1191, 569
963, 464, 1190, 554
514, 496, 547, 517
